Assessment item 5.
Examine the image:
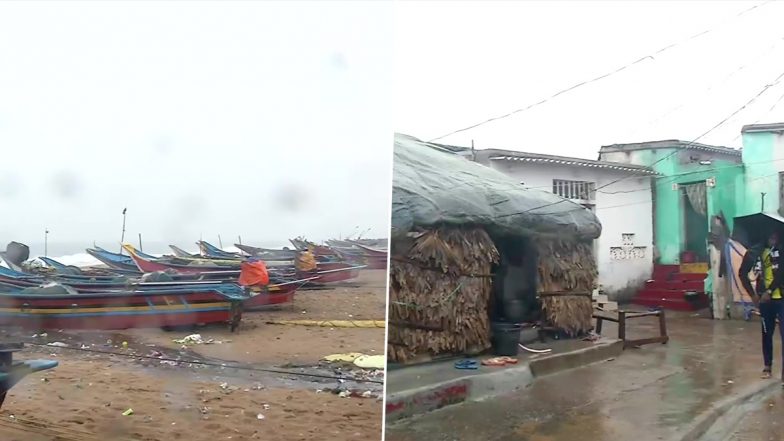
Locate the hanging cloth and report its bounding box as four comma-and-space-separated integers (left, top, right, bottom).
683, 182, 708, 217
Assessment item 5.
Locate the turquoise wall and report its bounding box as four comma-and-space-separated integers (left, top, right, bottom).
737, 132, 778, 217
638, 149, 742, 264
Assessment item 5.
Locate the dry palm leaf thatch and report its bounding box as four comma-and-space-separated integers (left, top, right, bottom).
388, 227, 499, 363
536, 238, 597, 336
540, 295, 593, 336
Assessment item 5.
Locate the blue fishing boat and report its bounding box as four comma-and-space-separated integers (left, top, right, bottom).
197, 241, 241, 259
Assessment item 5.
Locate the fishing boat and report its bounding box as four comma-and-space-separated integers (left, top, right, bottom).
169, 245, 197, 258
0, 261, 305, 312
197, 241, 242, 259
124, 245, 240, 275
86, 248, 144, 273
233, 243, 298, 261
0, 283, 247, 330
350, 242, 388, 256
243, 278, 313, 311
288, 238, 337, 257
124, 244, 363, 283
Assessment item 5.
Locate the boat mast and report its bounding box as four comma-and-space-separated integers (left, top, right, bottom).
120, 207, 127, 254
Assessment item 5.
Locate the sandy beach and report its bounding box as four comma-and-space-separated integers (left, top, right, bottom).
0, 270, 387, 441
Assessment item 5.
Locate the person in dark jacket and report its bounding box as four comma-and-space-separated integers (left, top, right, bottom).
739, 231, 784, 380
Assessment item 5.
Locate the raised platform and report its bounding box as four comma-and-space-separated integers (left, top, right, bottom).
385, 338, 623, 421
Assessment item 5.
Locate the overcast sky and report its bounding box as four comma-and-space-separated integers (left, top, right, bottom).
0, 1, 392, 255
396, 0, 784, 156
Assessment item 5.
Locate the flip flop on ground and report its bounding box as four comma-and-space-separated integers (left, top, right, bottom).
454, 359, 480, 370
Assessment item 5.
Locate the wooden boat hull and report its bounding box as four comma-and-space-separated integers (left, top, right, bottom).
300, 263, 365, 283
124, 246, 239, 275
0, 285, 246, 330
125, 244, 360, 282
350, 242, 388, 257
86, 248, 142, 273
197, 241, 241, 259
364, 256, 388, 270
234, 244, 298, 261
243, 282, 300, 311
169, 245, 197, 258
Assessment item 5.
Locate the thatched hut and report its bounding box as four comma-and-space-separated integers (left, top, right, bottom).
389, 134, 601, 364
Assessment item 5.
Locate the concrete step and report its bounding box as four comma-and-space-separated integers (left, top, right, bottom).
632, 296, 708, 311
670, 273, 707, 282
652, 264, 680, 279
636, 288, 696, 301
680, 262, 708, 274
645, 280, 704, 291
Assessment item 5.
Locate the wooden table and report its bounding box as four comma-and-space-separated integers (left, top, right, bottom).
593, 309, 669, 349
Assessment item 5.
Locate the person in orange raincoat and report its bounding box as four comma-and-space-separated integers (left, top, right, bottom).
238, 258, 269, 286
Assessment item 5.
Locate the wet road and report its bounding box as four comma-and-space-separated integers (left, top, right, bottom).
718, 388, 784, 441
385, 315, 776, 441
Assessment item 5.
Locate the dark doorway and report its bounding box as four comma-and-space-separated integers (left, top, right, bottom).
489, 234, 539, 323
681, 183, 708, 262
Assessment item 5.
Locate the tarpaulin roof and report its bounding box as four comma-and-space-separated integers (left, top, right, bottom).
391, 133, 602, 240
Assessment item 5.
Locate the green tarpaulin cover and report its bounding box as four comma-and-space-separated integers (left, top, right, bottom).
391, 134, 602, 240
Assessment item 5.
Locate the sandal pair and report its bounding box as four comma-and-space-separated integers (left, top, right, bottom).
482, 356, 518, 367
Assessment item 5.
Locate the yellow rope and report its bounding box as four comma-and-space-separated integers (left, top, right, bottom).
266, 319, 385, 328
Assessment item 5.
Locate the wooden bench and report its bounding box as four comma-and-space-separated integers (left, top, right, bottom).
593, 309, 669, 349
0, 342, 58, 408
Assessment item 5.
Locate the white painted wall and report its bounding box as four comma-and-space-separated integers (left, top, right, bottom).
481, 159, 654, 301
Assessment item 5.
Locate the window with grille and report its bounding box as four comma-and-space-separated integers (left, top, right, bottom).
552, 179, 596, 202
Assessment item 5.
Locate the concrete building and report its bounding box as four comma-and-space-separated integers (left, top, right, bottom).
598, 140, 743, 266
440, 145, 657, 302
738, 123, 784, 218
598, 140, 743, 313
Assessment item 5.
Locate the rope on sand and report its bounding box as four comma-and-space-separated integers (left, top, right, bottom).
265, 320, 385, 328
24, 342, 383, 384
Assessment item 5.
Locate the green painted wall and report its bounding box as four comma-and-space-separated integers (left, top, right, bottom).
635, 148, 742, 264
737, 132, 778, 217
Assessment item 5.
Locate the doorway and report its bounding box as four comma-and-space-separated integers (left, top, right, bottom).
681, 182, 708, 262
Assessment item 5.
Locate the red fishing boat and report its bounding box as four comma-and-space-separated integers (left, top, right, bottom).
0, 284, 246, 330
243, 279, 310, 311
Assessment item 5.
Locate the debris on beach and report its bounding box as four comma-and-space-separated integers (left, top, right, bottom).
324, 387, 379, 399
47, 342, 69, 348
173, 334, 214, 345
323, 352, 384, 369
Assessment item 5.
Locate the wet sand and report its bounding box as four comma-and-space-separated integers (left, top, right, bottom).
0, 270, 387, 441
128, 270, 387, 364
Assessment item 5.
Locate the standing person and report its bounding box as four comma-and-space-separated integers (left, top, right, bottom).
296, 248, 317, 273
739, 231, 784, 381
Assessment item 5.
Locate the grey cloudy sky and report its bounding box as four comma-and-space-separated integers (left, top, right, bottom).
396, 1, 784, 156
0, 1, 392, 255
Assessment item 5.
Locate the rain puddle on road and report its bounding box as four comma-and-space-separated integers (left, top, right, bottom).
386, 316, 772, 441
704, 386, 784, 441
